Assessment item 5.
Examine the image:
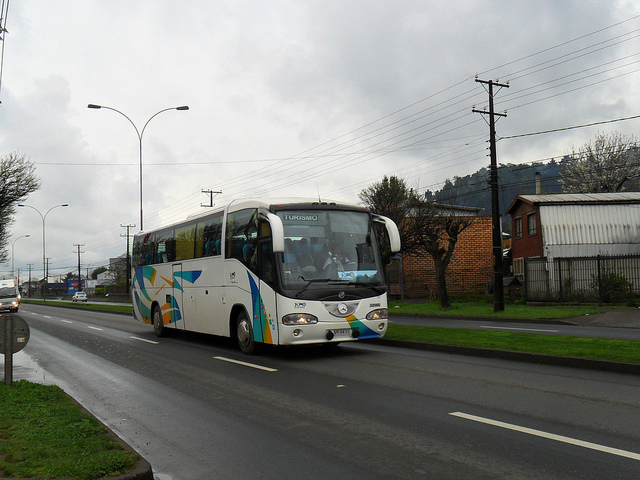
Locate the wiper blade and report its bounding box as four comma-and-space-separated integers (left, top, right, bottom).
295, 277, 332, 298
345, 281, 386, 294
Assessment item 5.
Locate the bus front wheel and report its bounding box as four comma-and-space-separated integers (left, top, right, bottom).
236, 311, 256, 355
152, 305, 166, 337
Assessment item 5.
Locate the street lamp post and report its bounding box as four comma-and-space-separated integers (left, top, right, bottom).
17, 204, 69, 299
10, 234, 30, 278
87, 104, 189, 231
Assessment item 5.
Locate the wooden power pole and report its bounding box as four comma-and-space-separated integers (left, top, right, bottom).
473, 78, 509, 312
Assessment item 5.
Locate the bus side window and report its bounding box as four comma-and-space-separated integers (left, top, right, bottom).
156, 229, 175, 263
258, 221, 274, 287
196, 213, 223, 258
175, 224, 196, 260
226, 208, 257, 270
141, 233, 156, 266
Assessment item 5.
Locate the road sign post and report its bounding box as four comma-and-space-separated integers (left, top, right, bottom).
0, 314, 31, 386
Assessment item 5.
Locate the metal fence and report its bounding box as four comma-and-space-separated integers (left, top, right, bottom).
525, 254, 640, 302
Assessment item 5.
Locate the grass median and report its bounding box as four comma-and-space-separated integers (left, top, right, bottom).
385, 324, 640, 364
389, 298, 605, 319
0, 381, 138, 479
21, 299, 132, 314
387, 298, 639, 364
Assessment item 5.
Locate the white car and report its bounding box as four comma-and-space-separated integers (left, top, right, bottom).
72, 291, 88, 302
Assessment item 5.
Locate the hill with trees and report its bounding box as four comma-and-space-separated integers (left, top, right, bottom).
426, 160, 563, 220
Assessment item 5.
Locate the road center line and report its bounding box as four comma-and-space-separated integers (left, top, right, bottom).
450, 412, 640, 461
87, 326, 104, 331
214, 356, 278, 372
61, 320, 73, 324
480, 325, 559, 333
130, 336, 159, 345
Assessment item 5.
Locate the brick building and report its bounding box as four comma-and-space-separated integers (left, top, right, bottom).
398, 214, 494, 298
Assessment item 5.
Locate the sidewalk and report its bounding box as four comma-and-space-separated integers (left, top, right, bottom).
562, 307, 640, 328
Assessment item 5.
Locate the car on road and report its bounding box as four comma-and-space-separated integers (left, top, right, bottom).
72, 291, 88, 302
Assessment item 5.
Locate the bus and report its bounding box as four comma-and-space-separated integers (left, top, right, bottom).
131, 198, 401, 354
0, 277, 20, 312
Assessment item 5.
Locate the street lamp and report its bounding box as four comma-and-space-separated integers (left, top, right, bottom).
87, 104, 189, 231
17, 203, 69, 299
10, 234, 30, 278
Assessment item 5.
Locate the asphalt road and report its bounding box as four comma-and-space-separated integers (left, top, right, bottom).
9, 304, 640, 479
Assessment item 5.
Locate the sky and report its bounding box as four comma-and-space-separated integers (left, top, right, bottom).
1, 0, 640, 281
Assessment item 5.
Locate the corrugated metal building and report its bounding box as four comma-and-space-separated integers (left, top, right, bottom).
506, 192, 640, 276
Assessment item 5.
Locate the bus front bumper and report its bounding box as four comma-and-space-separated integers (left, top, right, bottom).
278, 318, 387, 346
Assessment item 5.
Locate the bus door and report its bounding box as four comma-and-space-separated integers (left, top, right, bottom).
171, 263, 185, 329
255, 222, 278, 346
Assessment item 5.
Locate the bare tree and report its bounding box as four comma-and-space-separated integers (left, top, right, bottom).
410, 201, 475, 308
0, 152, 41, 263
559, 132, 640, 193
360, 176, 475, 308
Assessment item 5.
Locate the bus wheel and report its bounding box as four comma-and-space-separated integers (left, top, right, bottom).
236, 311, 256, 355
152, 306, 165, 337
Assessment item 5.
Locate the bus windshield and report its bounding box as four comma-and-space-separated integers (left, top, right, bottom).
0, 287, 16, 299
276, 209, 385, 296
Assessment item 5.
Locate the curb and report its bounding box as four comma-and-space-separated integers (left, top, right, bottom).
65, 392, 154, 480
374, 338, 640, 375
7, 391, 155, 480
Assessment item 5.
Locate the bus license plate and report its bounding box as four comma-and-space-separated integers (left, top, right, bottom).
331, 328, 352, 337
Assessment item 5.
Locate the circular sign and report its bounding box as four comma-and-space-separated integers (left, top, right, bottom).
0, 314, 30, 355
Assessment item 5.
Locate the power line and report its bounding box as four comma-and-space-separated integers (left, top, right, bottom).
500, 114, 640, 140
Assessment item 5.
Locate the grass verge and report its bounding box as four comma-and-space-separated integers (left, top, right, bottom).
0, 381, 138, 479
385, 324, 640, 364
389, 299, 605, 319
21, 299, 132, 315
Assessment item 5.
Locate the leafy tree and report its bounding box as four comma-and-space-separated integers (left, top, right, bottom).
91, 266, 108, 279
358, 176, 422, 264
360, 176, 475, 308
559, 132, 640, 193
0, 152, 41, 263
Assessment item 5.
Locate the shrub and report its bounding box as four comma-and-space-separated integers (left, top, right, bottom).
593, 272, 633, 303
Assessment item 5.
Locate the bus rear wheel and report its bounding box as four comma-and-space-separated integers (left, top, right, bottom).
236, 311, 256, 355
152, 305, 166, 337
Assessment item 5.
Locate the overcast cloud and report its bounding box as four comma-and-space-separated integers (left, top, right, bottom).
1, 0, 639, 280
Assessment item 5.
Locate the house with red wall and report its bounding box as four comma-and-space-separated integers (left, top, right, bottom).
506, 192, 640, 280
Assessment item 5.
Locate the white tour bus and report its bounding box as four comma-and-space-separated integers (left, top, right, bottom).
131, 198, 401, 354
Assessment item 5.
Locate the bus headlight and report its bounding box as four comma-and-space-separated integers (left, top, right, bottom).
366, 308, 388, 320
282, 313, 318, 325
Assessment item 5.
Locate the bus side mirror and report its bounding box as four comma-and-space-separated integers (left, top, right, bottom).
265, 212, 285, 253
374, 215, 401, 253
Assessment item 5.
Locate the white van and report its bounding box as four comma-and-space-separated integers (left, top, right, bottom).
0, 278, 20, 312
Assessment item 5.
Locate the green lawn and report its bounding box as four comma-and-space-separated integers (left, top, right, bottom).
385, 324, 640, 364
389, 298, 605, 319
0, 381, 137, 479
21, 299, 132, 314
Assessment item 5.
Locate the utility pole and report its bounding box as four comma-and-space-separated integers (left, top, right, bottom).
27, 264, 33, 297
201, 189, 222, 208
473, 78, 509, 312
74, 244, 85, 292
121, 224, 136, 293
